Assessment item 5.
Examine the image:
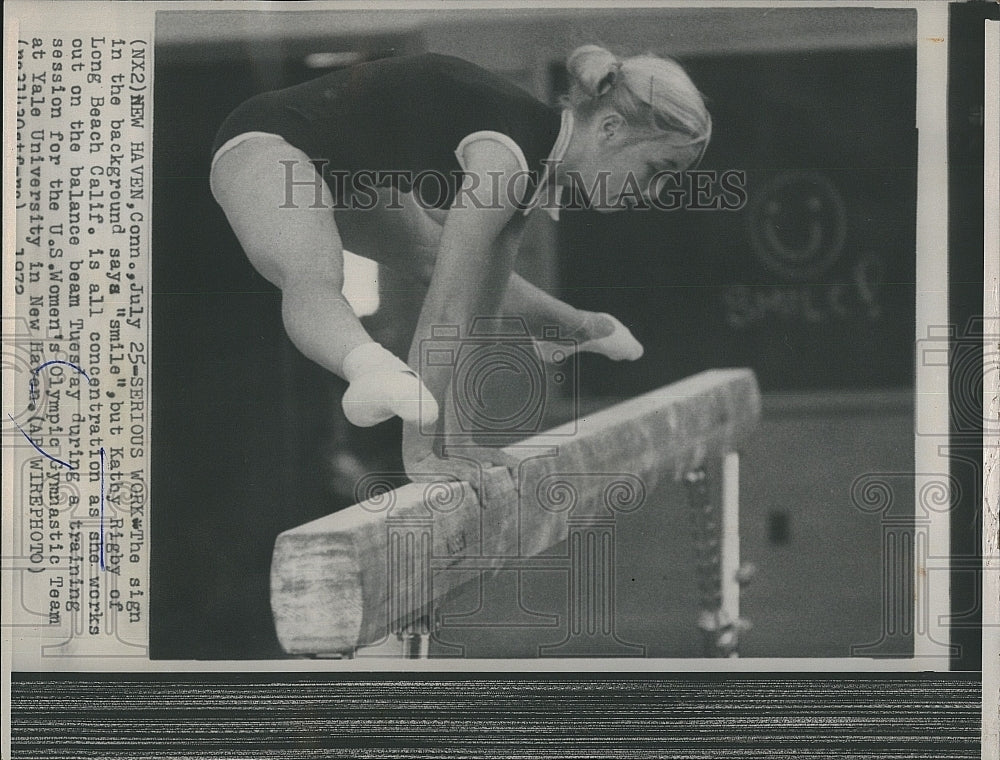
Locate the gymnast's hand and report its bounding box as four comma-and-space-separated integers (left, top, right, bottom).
340, 342, 439, 428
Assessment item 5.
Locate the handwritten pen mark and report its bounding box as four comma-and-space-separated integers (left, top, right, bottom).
100, 446, 106, 571
8, 414, 76, 469
13, 360, 93, 465
16, 362, 106, 572
29, 360, 92, 407
33, 360, 92, 381
14, 361, 110, 573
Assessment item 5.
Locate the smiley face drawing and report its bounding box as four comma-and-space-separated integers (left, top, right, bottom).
747, 172, 847, 282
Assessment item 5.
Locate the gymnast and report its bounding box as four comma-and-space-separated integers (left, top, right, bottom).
210, 45, 711, 486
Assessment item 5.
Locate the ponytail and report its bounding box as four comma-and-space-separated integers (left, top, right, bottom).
564, 44, 712, 168
566, 44, 622, 99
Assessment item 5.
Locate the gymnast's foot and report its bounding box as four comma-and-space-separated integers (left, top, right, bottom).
538, 312, 644, 363
576, 312, 644, 360
341, 342, 439, 427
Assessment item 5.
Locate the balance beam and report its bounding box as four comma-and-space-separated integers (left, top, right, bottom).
271, 368, 761, 656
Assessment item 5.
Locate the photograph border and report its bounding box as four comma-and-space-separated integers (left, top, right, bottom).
3, 0, 996, 756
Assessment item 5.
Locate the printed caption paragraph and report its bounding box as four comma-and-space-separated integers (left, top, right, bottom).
9, 33, 152, 664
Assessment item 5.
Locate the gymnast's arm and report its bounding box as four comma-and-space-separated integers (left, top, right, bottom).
403, 139, 529, 476
209, 135, 374, 379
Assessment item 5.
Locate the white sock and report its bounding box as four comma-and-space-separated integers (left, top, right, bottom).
538, 313, 644, 363
340, 342, 439, 427
576, 312, 644, 361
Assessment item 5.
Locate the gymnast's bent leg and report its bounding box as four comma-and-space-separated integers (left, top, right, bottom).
399, 146, 534, 483
501, 274, 644, 361
375, 191, 644, 363
209, 134, 438, 428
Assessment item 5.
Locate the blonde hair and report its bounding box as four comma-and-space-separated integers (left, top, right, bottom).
564, 44, 712, 169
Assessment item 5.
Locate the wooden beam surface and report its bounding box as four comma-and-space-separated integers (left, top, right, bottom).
271, 368, 761, 655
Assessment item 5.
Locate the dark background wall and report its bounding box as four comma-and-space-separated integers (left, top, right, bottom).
151, 9, 917, 659
560, 48, 916, 396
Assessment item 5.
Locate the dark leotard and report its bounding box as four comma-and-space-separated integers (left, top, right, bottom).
212, 53, 562, 209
